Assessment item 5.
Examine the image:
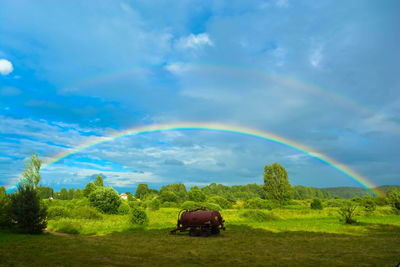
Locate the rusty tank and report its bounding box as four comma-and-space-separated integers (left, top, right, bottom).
170, 208, 226, 237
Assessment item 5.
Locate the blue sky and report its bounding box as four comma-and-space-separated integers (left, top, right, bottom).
1, 0, 399, 192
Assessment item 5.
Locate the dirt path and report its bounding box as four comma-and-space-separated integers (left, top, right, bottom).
44, 229, 70, 237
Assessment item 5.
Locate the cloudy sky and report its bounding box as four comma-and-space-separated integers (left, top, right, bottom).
1, 0, 399, 192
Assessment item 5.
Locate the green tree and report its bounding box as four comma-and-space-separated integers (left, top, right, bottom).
73, 188, 82, 199
135, 184, 149, 199
88, 187, 122, 214
94, 175, 104, 187
310, 199, 323, 210
83, 182, 97, 197
11, 185, 47, 233
188, 189, 206, 202
68, 188, 75, 200
159, 191, 178, 203
0, 186, 12, 227
20, 152, 42, 190
60, 188, 68, 200
387, 187, 400, 214
263, 162, 293, 204
130, 207, 149, 225
362, 196, 376, 214
160, 183, 187, 202
37, 186, 53, 199
338, 201, 359, 224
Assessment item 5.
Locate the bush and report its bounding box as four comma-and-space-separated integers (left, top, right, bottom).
325, 199, 345, 208
240, 210, 278, 222
159, 191, 177, 203
208, 196, 232, 209
201, 202, 222, 211
148, 199, 160, 211
0, 187, 12, 227
244, 198, 272, 210
88, 187, 122, 214
310, 199, 323, 210
161, 201, 178, 208
70, 206, 103, 220
50, 219, 80, 234
47, 206, 71, 219
362, 196, 376, 214
130, 207, 149, 225
10, 185, 47, 234
338, 201, 359, 224
387, 187, 400, 214
118, 202, 131, 215
181, 201, 199, 210
373, 196, 389, 206
187, 189, 206, 202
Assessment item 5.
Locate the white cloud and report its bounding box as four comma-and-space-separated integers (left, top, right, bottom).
165, 62, 191, 75
309, 46, 323, 67
175, 33, 213, 50
0, 59, 13, 75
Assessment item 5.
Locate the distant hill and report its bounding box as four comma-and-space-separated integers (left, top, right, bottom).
320, 185, 400, 199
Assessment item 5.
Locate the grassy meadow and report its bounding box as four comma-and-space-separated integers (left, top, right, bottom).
1, 200, 399, 266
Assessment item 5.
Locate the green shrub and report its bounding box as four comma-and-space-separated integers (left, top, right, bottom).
148, 199, 160, 211
159, 191, 177, 203
70, 206, 103, 220
0, 187, 12, 227
51, 219, 80, 234
362, 196, 376, 214
351, 197, 362, 203
181, 201, 199, 210
325, 199, 345, 208
244, 198, 272, 210
161, 201, 178, 208
187, 189, 206, 202
387, 187, 400, 214
47, 206, 71, 219
240, 210, 278, 222
65, 198, 90, 208
373, 196, 389, 206
118, 202, 131, 215
208, 196, 232, 209
310, 199, 323, 210
130, 207, 149, 225
200, 202, 222, 211
338, 201, 359, 224
10, 185, 47, 234
88, 187, 122, 214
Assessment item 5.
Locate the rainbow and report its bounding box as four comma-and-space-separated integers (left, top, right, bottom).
7, 122, 384, 196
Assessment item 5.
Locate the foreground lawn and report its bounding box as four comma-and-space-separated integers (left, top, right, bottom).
1, 224, 399, 266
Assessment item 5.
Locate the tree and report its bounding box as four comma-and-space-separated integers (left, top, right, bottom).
263, 162, 293, 204
160, 183, 187, 202
20, 152, 42, 190
130, 207, 148, 225
88, 187, 122, 214
11, 185, 47, 233
83, 182, 97, 197
68, 188, 75, 200
387, 187, 400, 214
0, 186, 12, 227
38, 186, 53, 199
159, 191, 178, 203
135, 184, 149, 199
188, 189, 206, 202
60, 188, 68, 200
74, 188, 82, 199
338, 201, 359, 224
311, 199, 323, 210
94, 175, 104, 187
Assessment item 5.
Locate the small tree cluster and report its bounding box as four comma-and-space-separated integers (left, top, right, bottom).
387, 187, 400, 214
310, 199, 323, 210
338, 201, 359, 224
130, 207, 149, 225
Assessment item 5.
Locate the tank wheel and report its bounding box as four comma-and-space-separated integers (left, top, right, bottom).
202, 228, 211, 237
189, 227, 199, 237
211, 226, 220, 235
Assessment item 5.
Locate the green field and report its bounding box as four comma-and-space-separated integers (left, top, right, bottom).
1, 206, 399, 266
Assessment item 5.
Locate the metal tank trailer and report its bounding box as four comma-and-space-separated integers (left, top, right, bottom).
170, 208, 226, 237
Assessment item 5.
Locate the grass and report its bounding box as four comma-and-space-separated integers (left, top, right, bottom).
1, 205, 399, 266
